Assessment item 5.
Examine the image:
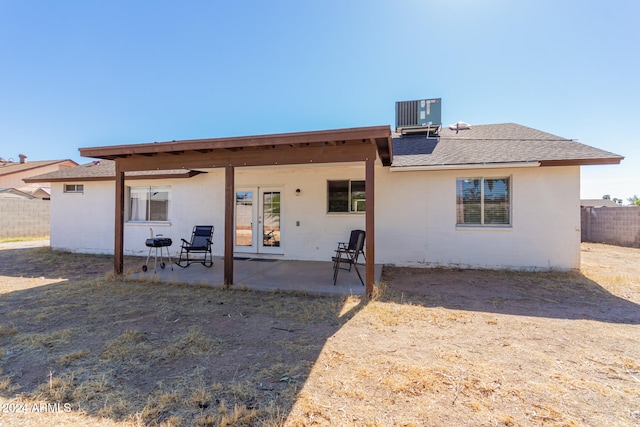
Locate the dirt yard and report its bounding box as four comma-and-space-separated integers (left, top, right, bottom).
0, 243, 638, 426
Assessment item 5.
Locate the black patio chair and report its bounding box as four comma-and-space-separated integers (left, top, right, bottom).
332, 229, 365, 286
176, 225, 214, 268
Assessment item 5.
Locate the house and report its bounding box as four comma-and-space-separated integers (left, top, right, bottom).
0, 188, 35, 199
25, 102, 623, 292
0, 155, 78, 199
580, 199, 622, 208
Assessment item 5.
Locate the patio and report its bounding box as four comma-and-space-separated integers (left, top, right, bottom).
79, 126, 393, 294
131, 256, 382, 296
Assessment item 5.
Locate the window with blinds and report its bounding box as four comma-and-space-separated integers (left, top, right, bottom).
63, 184, 84, 193
127, 186, 170, 222
456, 177, 510, 226
327, 180, 366, 213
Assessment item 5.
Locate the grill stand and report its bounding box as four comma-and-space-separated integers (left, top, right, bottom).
143, 237, 173, 272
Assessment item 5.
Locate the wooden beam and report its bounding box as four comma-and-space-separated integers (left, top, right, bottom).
365, 157, 375, 296
539, 158, 623, 166
26, 170, 205, 183
116, 144, 377, 172
114, 161, 125, 275
79, 125, 391, 159
224, 166, 234, 285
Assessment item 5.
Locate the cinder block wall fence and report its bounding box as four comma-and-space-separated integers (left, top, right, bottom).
0, 199, 50, 239
581, 206, 640, 247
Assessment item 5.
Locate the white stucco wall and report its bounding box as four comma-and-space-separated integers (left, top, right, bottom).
50, 180, 115, 253
50, 163, 581, 270
51, 173, 226, 256
234, 165, 367, 261
376, 165, 581, 270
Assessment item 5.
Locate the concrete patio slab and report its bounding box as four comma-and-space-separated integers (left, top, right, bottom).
130, 256, 382, 296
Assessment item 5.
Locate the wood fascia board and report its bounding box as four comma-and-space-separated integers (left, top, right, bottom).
115, 144, 378, 172
373, 136, 393, 166
539, 158, 623, 166
24, 170, 204, 183
79, 126, 391, 159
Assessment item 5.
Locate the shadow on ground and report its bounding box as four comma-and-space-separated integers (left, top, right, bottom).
0, 247, 367, 425
2, 246, 640, 426
381, 267, 640, 324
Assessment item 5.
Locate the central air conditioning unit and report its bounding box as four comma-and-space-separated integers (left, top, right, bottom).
395, 98, 441, 135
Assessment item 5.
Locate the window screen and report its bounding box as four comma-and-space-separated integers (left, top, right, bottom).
327, 180, 365, 213
457, 177, 510, 226
128, 186, 170, 221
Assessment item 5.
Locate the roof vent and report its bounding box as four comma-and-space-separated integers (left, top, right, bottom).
448, 121, 471, 133
395, 99, 441, 135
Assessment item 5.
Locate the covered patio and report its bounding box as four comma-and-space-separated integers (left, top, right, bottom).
79, 126, 393, 295
131, 257, 383, 296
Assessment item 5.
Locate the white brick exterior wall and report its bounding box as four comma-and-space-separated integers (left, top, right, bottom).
48, 164, 582, 270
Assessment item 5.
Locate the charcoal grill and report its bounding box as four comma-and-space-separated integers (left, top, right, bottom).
143, 236, 173, 272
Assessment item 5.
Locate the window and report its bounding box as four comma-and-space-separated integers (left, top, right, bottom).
128, 186, 170, 221
456, 177, 510, 226
327, 180, 365, 213
64, 184, 84, 193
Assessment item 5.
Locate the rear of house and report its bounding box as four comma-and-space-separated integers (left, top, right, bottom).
34, 159, 581, 270
26, 103, 623, 272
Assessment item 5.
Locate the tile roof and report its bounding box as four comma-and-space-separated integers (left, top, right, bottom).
391, 123, 623, 168
23, 160, 205, 182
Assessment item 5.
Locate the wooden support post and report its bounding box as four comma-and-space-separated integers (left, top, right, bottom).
365, 157, 375, 295
114, 161, 125, 275
224, 165, 234, 285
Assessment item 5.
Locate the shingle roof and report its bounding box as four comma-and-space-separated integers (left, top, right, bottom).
0, 188, 35, 199
580, 199, 622, 207
0, 159, 77, 176
21, 123, 624, 181
23, 160, 205, 183
391, 123, 623, 168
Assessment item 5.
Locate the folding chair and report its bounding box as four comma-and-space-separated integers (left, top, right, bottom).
176, 225, 214, 268
332, 229, 365, 286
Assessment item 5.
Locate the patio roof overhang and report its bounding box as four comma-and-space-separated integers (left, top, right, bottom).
79, 126, 393, 169
80, 125, 393, 295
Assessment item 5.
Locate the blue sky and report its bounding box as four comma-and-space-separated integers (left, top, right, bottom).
1, 0, 638, 200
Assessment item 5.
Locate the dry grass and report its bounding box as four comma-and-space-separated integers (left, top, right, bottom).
57, 350, 91, 365
0, 236, 49, 244
0, 243, 639, 426
0, 324, 18, 337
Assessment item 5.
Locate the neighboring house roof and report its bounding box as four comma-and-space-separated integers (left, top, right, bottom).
17, 186, 51, 198
0, 188, 35, 199
0, 159, 78, 177
24, 160, 207, 183
581, 199, 623, 208
391, 123, 623, 169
